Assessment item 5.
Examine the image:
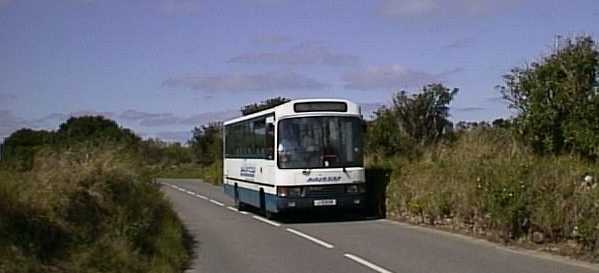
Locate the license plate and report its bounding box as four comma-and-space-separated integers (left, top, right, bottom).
314, 199, 336, 206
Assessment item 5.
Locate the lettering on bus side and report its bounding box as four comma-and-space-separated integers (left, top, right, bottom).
306, 176, 342, 183
240, 166, 256, 177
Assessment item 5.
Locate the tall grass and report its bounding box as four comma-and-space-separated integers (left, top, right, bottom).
153, 161, 222, 185
0, 145, 191, 273
383, 129, 599, 260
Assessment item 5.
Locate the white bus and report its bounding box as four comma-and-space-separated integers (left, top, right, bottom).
223, 99, 366, 217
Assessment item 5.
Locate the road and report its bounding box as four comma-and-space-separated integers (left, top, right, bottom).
160, 178, 599, 273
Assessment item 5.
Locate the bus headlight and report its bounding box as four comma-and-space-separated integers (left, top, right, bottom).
288, 187, 302, 197
346, 184, 366, 193
277, 187, 302, 197
346, 185, 358, 193
277, 187, 288, 197
358, 184, 366, 193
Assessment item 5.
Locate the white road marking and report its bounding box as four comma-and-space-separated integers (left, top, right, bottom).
239, 211, 249, 215
344, 254, 394, 273
252, 215, 281, 227
227, 206, 238, 212
198, 195, 208, 200
210, 199, 225, 206
286, 228, 334, 249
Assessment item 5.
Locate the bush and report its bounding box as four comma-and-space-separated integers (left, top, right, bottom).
366, 84, 458, 159
500, 36, 599, 158
0, 145, 190, 273
385, 128, 599, 258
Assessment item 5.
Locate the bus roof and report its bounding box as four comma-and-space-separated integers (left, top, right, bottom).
223, 98, 361, 126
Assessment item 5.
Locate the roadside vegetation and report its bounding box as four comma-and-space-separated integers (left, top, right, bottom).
367, 36, 599, 261
0, 118, 191, 273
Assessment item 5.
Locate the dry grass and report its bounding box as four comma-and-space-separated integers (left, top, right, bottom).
0, 145, 191, 273
381, 129, 599, 261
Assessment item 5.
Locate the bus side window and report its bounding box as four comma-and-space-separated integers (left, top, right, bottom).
265, 123, 275, 160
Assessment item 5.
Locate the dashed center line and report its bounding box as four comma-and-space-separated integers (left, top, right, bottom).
286, 228, 334, 249
344, 253, 394, 273
210, 199, 225, 206
163, 182, 398, 273
252, 215, 281, 227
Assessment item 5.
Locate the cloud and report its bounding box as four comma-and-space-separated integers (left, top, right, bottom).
163, 71, 327, 92
443, 36, 477, 49
253, 34, 291, 46
0, 108, 239, 142
154, 131, 193, 143
380, 0, 439, 17
129, 109, 239, 127
179, 110, 239, 126
27, 111, 116, 129
119, 110, 168, 121
228, 43, 360, 67
138, 114, 182, 127
342, 64, 448, 91
454, 106, 486, 112
380, 0, 520, 17
0, 110, 22, 138
159, 0, 201, 15
359, 102, 386, 120
70, 110, 115, 118
0, 0, 13, 8
486, 96, 505, 104
119, 110, 186, 127
0, 93, 16, 105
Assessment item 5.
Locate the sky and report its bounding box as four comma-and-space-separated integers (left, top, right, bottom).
1, 0, 598, 142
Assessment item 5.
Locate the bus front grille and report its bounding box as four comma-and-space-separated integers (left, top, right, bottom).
304, 185, 345, 197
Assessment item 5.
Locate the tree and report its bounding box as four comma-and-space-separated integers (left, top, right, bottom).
366, 107, 405, 157
499, 36, 599, 157
2, 129, 55, 169
366, 83, 458, 158
393, 83, 458, 146
189, 122, 222, 165
241, 97, 291, 116
57, 116, 140, 146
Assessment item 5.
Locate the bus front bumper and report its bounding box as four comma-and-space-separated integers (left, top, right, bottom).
275, 193, 365, 211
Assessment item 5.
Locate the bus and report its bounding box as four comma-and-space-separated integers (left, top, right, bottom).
223, 99, 365, 217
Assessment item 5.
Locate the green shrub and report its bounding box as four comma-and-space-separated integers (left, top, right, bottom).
0, 145, 190, 273
385, 128, 599, 258
500, 36, 599, 158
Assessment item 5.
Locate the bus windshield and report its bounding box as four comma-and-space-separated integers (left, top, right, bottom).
277, 116, 363, 169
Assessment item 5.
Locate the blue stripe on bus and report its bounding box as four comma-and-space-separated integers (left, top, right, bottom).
223, 183, 279, 213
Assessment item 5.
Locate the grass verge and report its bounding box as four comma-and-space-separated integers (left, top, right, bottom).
378, 129, 599, 262
0, 145, 191, 273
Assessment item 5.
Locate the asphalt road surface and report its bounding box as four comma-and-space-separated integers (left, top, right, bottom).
160, 178, 599, 273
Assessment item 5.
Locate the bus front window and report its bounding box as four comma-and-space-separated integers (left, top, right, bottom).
277, 116, 363, 169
